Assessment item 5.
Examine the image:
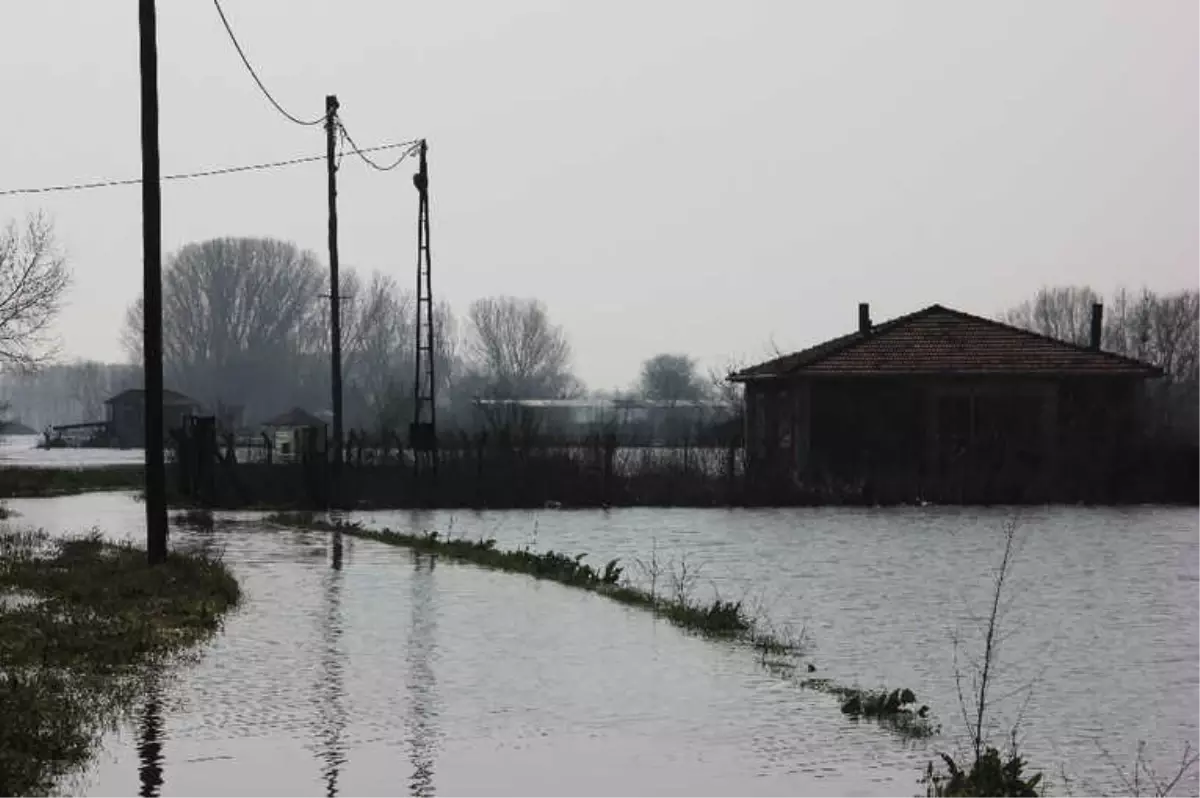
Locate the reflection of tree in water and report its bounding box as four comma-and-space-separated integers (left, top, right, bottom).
405, 551, 441, 798
312, 534, 347, 797
137, 676, 165, 798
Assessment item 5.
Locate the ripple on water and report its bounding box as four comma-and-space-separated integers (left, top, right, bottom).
3, 493, 1195, 796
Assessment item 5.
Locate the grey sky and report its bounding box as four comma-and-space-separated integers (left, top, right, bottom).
3, 1, 1196, 390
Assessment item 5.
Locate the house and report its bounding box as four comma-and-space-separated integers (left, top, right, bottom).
730, 302, 1161, 503
262, 407, 327, 463
104, 388, 202, 449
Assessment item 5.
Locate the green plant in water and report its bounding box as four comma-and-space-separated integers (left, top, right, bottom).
267, 512, 958, 743
798, 680, 938, 739
920, 748, 1042, 797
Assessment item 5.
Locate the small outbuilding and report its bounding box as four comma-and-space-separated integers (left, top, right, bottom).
730, 302, 1161, 503
262, 407, 327, 463
104, 388, 201, 449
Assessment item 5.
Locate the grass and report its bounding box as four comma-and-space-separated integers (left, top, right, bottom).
266, 511, 938, 739
0, 528, 241, 795
268, 511, 759, 640
0, 466, 145, 499
799, 679, 940, 738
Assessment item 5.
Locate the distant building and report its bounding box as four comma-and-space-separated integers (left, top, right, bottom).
262, 407, 327, 462
731, 302, 1161, 503
471, 397, 732, 443
104, 389, 202, 449
0, 420, 37, 436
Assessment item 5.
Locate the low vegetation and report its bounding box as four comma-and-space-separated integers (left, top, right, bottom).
0, 529, 241, 795
0, 465, 145, 499
266, 511, 939, 740
268, 511, 756, 639
798, 679, 938, 738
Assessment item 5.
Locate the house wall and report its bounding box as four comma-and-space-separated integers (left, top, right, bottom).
744, 374, 1144, 502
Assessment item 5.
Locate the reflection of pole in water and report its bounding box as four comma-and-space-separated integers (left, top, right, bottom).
313, 553, 347, 796
137, 678, 165, 798
332, 528, 343, 571
405, 551, 440, 798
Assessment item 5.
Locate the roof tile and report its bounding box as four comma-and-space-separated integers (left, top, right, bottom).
733, 305, 1160, 379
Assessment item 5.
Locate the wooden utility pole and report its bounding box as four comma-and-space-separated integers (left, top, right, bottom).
139, 0, 168, 565
325, 95, 344, 486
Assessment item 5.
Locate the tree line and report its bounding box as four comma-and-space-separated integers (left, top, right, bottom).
1003, 285, 1199, 441
0, 219, 1194, 446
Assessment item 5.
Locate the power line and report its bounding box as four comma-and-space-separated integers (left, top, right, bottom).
212, 0, 325, 127
339, 121, 421, 171
0, 140, 417, 197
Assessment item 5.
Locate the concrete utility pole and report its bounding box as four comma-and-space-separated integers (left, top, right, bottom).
139, 0, 168, 565
325, 95, 344, 487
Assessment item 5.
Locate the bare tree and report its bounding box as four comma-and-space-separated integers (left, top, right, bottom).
637, 353, 706, 402
0, 212, 71, 370
1004, 285, 1199, 440
462, 296, 577, 399
1004, 286, 1101, 347
122, 237, 323, 423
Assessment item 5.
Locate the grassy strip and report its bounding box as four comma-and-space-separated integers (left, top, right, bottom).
0, 466, 146, 499
266, 511, 936, 738
273, 512, 761, 640
0, 529, 241, 795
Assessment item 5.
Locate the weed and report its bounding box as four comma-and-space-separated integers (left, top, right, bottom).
266, 512, 952, 742
798, 679, 939, 739
0, 528, 241, 795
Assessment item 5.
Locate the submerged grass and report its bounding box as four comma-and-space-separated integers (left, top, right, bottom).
0, 465, 145, 499
0, 528, 241, 795
800, 679, 940, 738
266, 511, 936, 738
267, 511, 758, 640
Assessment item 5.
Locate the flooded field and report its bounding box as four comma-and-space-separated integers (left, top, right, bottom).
0, 435, 146, 468
4, 492, 1197, 796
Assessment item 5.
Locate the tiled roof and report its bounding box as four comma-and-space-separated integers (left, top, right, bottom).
104, 388, 199, 405
731, 305, 1161, 380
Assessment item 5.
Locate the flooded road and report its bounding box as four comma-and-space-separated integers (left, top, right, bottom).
9, 493, 921, 796
355, 504, 1200, 796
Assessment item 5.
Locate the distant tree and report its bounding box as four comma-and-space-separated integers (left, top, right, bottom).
0, 212, 71, 370
1003, 285, 1198, 384
707, 357, 747, 413
461, 296, 578, 399
637, 353, 706, 402
1004, 285, 1199, 439
122, 237, 323, 423
1003, 286, 1101, 347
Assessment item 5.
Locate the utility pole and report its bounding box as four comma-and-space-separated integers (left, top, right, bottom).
139, 0, 167, 565
411, 140, 437, 486
325, 95, 344, 493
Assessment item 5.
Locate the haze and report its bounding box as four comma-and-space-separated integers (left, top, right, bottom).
2, 0, 1196, 389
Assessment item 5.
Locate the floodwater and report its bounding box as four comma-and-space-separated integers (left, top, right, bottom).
0, 434, 145, 468
3, 492, 1197, 796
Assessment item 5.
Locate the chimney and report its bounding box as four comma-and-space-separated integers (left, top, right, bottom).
858, 302, 871, 334
1089, 302, 1103, 351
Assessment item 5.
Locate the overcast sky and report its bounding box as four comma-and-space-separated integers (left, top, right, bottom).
2, 1, 1196, 389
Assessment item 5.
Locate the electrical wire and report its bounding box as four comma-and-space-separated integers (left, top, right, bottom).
0, 141, 417, 197
212, 0, 326, 127
338, 121, 421, 171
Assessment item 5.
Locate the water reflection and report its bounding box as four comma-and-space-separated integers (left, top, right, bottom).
313, 537, 347, 796
137, 677, 165, 798
405, 551, 440, 798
